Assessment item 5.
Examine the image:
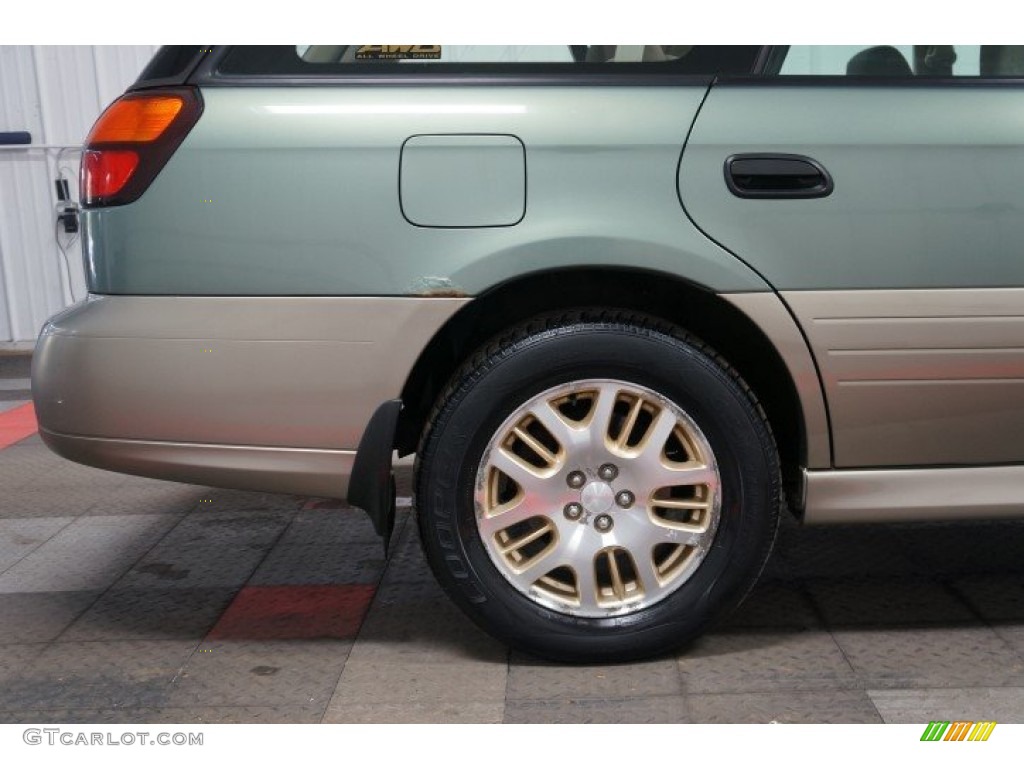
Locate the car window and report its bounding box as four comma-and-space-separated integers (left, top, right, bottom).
776, 45, 1024, 77
217, 45, 761, 75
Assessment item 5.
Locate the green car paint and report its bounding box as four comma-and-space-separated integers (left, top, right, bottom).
83, 86, 770, 297
681, 85, 1024, 291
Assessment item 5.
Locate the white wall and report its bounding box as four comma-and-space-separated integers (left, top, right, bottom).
0, 45, 158, 346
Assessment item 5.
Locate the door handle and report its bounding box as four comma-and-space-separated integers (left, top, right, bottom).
725, 153, 834, 199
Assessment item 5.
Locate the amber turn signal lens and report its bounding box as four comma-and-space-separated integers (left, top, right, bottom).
81, 149, 140, 201
86, 96, 184, 144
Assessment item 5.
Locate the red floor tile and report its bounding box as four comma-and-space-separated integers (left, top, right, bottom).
207, 585, 377, 640
0, 403, 36, 450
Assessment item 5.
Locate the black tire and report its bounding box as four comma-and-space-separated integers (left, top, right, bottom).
415, 311, 780, 662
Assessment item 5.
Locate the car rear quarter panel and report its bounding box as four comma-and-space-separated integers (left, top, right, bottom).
84, 86, 768, 296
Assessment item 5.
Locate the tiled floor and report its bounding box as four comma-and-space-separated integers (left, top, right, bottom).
2, 353, 1024, 723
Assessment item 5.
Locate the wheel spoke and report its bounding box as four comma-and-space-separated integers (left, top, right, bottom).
638, 407, 678, 461
490, 445, 550, 487
631, 548, 664, 594
574, 560, 601, 612
529, 400, 577, 451
477, 495, 529, 538
509, 533, 570, 584
646, 461, 718, 494
651, 497, 712, 511
498, 522, 551, 555
615, 396, 644, 451
613, 510, 706, 552
606, 550, 628, 602
588, 382, 620, 443
511, 425, 559, 467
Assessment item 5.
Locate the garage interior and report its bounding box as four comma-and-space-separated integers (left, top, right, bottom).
2, 45, 1024, 724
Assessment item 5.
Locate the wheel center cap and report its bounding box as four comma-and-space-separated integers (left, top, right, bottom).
580, 481, 615, 515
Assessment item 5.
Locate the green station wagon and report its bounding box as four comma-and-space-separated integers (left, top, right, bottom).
31, 45, 1024, 660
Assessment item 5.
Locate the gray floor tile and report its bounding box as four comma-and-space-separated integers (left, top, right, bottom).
0, 640, 197, 711
508, 656, 682, 700
0, 706, 324, 724
504, 695, 690, 724
0, 517, 75, 573
0, 487, 110, 518
0, 448, 128, 493
0, 644, 48, 680
353, 578, 503, 659
808, 578, 977, 627
833, 626, 1024, 688
0, 591, 103, 643
0, 515, 180, 593
868, 687, 1024, 724
167, 639, 351, 708
183, 488, 304, 515
248, 541, 386, 586
5, 433, 44, 447
688, 689, 883, 723
85, 485, 203, 517
62, 587, 240, 641
326, 700, 503, 724
953, 575, 1024, 624
992, 625, 1024, 663
118, 509, 293, 589
377, 518, 433, 586
277, 507, 387, 547
677, 630, 859, 694
715, 580, 821, 630
393, 463, 414, 497
774, 525, 920, 579
903, 521, 1024, 577
326, 656, 505, 710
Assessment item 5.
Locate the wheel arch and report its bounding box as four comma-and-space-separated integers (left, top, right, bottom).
397, 266, 829, 510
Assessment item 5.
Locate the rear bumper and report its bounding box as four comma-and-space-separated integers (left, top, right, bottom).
32, 294, 467, 496
39, 427, 355, 497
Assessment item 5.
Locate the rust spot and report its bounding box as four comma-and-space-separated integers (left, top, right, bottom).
409, 276, 469, 298
417, 288, 469, 298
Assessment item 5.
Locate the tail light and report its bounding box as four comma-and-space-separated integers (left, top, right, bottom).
81, 88, 203, 207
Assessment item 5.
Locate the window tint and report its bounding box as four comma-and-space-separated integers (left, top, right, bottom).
776, 45, 1024, 77
218, 45, 761, 76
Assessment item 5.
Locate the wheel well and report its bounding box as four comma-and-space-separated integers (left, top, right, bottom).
397, 267, 807, 506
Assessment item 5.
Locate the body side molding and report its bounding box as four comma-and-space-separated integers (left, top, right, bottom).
804, 465, 1024, 523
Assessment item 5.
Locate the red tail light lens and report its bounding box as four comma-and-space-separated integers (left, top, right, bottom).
81, 88, 202, 207
81, 150, 139, 200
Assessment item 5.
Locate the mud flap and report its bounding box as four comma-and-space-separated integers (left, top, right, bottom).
347, 399, 401, 554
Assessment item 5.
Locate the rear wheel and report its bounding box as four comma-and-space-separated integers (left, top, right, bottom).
416, 313, 779, 662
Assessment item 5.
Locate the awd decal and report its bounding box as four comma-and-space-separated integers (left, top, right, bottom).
920, 721, 997, 742
355, 46, 442, 60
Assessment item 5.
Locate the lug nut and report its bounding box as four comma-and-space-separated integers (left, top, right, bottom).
598, 463, 618, 481
566, 471, 586, 489
564, 502, 584, 521
615, 490, 635, 509
594, 514, 614, 532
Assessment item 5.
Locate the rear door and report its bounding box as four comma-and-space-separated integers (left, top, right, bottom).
680, 45, 1024, 468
